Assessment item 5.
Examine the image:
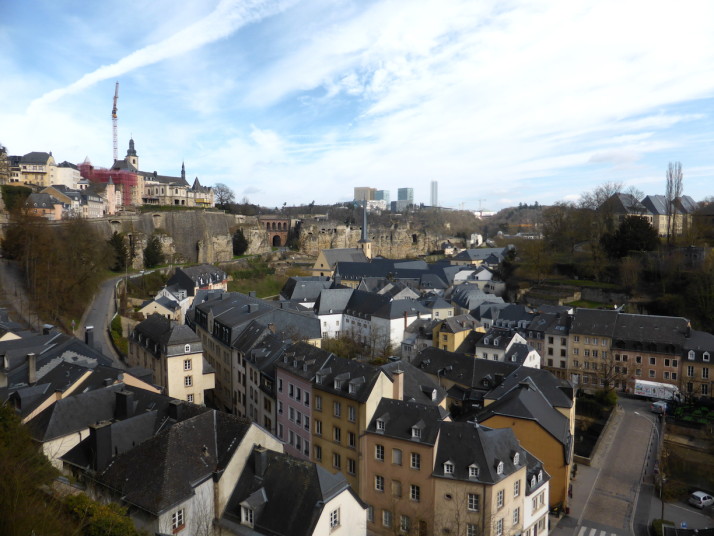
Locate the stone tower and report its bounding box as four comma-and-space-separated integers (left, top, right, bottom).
358, 205, 373, 259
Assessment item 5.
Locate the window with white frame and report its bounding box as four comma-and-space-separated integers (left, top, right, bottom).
330, 508, 340, 529
183, 359, 192, 371
376, 419, 385, 431
468, 493, 479, 511
315, 395, 322, 410
367, 505, 374, 523
513, 507, 520, 526
496, 517, 503, 536
333, 401, 341, 417
496, 461, 504, 474
376, 444, 384, 461
184, 376, 193, 387
184, 344, 191, 353
187, 394, 194, 403
469, 464, 479, 478
514, 479, 520, 497
375, 475, 384, 492
467, 524, 478, 536
411, 452, 421, 469
382, 510, 392, 527
410, 484, 420, 502
497, 489, 504, 509
172, 508, 185, 530
348, 405, 356, 422
240, 506, 253, 527
400, 515, 410, 533
443, 461, 454, 475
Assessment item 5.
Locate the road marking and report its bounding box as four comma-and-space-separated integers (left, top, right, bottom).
577, 527, 586, 536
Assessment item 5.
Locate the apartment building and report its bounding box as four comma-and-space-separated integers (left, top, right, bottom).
128, 314, 214, 404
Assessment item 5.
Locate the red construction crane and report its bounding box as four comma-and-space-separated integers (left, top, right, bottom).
112, 82, 119, 162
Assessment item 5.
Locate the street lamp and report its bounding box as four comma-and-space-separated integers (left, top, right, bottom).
634, 411, 666, 522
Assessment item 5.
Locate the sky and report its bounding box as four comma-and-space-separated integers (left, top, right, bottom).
1, 0, 713, 211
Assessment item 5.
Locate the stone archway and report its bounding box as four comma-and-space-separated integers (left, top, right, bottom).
272, 235, 282, 247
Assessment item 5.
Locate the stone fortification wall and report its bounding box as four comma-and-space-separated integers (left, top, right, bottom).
298, 220, 439, 258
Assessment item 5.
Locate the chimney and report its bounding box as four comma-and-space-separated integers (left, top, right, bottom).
89, 421, 113, 472
27, 353, 37, 384
115, 390, 134, 420
85, 326, 95, 348
254, 446, 268, 477
168, 399, 183, 421
42, 324, 54, 335
392, 368, 404, 401
248, 303, 259, 313
248, 291, 257, 298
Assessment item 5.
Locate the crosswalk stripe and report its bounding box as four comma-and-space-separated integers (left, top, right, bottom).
589, 528, 597, 536
577, 527, 587, 536
577, 525, 620, 536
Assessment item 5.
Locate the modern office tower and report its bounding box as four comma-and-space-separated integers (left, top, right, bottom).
397, 188, 414, 203
430, 180, 438, 207
375, 189, 390, 203
353, 187, 376, 203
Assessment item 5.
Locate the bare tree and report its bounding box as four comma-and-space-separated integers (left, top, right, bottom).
213, 183, 235, 209
665, 162, 683, 246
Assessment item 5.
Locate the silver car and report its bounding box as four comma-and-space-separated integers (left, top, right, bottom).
688, 491, 714, 509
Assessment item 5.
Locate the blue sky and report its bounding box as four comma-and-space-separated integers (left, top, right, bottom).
1, 0, 713, 211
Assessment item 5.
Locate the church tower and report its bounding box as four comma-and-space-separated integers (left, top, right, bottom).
358, 205, 373, 259
181, 162, 186, 182
126, 138, 139, 170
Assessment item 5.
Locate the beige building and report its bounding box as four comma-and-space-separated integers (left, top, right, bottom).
128, 313, 215, 405
310, 358, 394, 493
311, 248, 369, 277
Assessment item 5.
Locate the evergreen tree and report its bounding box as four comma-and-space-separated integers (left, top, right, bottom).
601, 215, 659, 259
143, 235, 164, 268
233, 228, 249, 256
108, 231, 128, 272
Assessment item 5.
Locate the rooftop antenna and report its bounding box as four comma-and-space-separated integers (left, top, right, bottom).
112, 82, 119, 162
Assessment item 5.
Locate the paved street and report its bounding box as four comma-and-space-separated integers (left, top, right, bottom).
553, 397, 714, 536
78, 275, 124, 367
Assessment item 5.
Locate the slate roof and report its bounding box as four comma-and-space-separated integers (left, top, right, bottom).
137, 170, 190, 187
274, 342, 335, 381
641, 194, 672, 216
414, 348, 519, 395
131, 314, 200, 358
72, 410, 252, 516
451, 247, 509, 263
0, 331, 113, 389
320, 248, 369, 268
379, 360, 448, 405
612, 313, 689, 348
604, 193, 649, 214
167, 264, 227, 295
313, 288, 354, 315
334, 259, 454, 290
26, 192, 62, 208
367, 398, 446, 445
21, 151, 53, 164
439, 314, 481, 334
676, 195, 698, 214
504, 342, 534, 365
527, 312, 571, 337
344, 289, 391, 318
682, 329, 714, 362
223, 447, 356, 536
372, 299, 430, 320
476, 327, 517, 351
570, 308, 619, 337
484, 367, 574, 409
27, 384, 195, 442
279, 276, 332, 302
477, 377, 572, 459
313, 355, 388, 403
433, 422, 526, 484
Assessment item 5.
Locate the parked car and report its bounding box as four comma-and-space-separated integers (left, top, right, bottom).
688, 491, 714, 509
650, 401, 668, 414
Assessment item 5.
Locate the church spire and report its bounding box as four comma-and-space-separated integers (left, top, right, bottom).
181, 162, 186, 180
358, 205, 372, 259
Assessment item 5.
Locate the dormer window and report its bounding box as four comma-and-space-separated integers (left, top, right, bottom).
184, 344, 191, 353
705, 352, 711, 362
531, 476, 536, 487
349, 383, 356, 394
513, 452, 520, 465
376, 419, 385, 432
334, 379, 343, 389
538, 470, 543, 482
688, 350, 695, 360
496, 461, 504, 475
469, 464, 479, 478
411, 426, 422, 440
241, 506, 254, 528
443, 461, 454, 475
